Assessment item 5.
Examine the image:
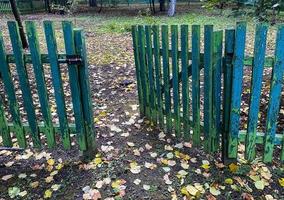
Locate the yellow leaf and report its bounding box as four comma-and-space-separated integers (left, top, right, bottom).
30, 181, 39, 188
47, 159, 55, 166
228, 163, 238, 173
278, 178, 284, 187
44, 189, 52, 199
201, 164, 210, 170
93, 158, 102, 166
186, 185, 199, 196
181, 186, 189, 197
55, 163, 64, 170
225, 178, 233, 185
255, 180, 265, 190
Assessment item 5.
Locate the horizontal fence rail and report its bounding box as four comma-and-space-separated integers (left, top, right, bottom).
132, 23, 284, 163
0, 21, 95, 153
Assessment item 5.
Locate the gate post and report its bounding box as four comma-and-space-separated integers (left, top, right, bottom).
74, 28, 97, 160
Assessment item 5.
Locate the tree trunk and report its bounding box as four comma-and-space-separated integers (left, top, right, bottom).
89, 0, 97, 7
168, 0, 176, 16
45, 0, 51, 13
160, 0, 165, 11
9, 0, 28, 49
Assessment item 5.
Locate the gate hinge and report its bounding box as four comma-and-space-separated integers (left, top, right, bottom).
66, 55, 82, 65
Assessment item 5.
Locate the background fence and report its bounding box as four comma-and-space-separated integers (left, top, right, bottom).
0, 21, 95, 152
0, 0, 46, 13
132, 23, 284, 163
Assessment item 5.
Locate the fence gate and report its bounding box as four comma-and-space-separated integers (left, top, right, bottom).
0, 21, 95, 154
131, 23, 284, 163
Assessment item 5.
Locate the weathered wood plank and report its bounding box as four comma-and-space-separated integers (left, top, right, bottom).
162, 25, 172, 133
263, 25, 284, 163
228, 22, 247, 159
152, 25, 164, 128
181, 25, 190, 141
137, 25, 148, 117
204, 25, 214, 152
8, 21, 41, 148
145, 25, 156, 123
222, 28, 235, 162
212, 30, 223, 152
131, 26, 144, 116
44, 20, 71, 149
0, 97, 12, 147
26, 21, 55, 148
0, 30, 25, 148
245, 24, 268, 161
62, 21, 87, 151
192, 25, 201, 146
171, 25, 181, 138
74, 28, 96, 154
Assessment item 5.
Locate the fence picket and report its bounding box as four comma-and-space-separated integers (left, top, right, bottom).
62, 21, 87, 151
204, 25, 214, 152
152, 25, 164, 128
44, 21, 71, 149
263, 26, 284, 163
8, 21, 41, 148
74, 29, 96, 155
191, 25, 201, 145
212, 30, 223, 152
0, 30, 25, 148
145, 26, 156, 123
228, 22, 247, 159
181, 25, 189, 141
222, 29, 235, 162
0, 97, 12, 147
137, 25, 148, 117
131, 26, 144, 116
245, 24, 268, 161
171, 25, 181, 138
26, 21, 55, 148
161, 25, 172, 133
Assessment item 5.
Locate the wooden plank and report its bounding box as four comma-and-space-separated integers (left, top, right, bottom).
245, 24, 268, 161
161, 25, 172, 133
0, 30, 25, 148
204, 25, 214, 152
145, 25, 156, 123
74, 28, 96, 154
152, 25, 164, 128
222, 28, 235, 162
44, 20, 71, 149
25, 21, 55, 148
228, 22, 247, 159
212, 30, 223, 152
0, 96, 12, 147
181, 25, 190, 141
263, 25, 284, 163
137, 25, 148, 117
171, 25, 181, 138
8, 21, 41, 148
191, 25, 201, 145
62, 21, 87, 151
131, 26, 144, 116
7, 53, 68, 64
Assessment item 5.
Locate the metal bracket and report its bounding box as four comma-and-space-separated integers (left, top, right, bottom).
66, 55, 82, 65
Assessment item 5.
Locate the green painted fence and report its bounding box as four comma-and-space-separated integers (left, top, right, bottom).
132, 23, 284, 163
0, 21, 95, 154
0, 0, 46, 13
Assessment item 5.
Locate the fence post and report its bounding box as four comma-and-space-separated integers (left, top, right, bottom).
74, 28, 97, 160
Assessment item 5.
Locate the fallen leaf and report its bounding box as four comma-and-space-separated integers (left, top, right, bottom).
44, 189, 53, 199
254, 180, 265, 190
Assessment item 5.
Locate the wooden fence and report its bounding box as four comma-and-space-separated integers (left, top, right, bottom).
0, 0, 46, 13
0, 21, 95, 153
131, 23, 284, 163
